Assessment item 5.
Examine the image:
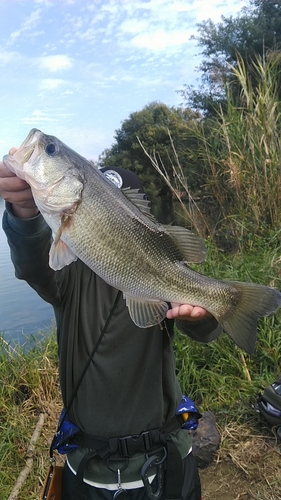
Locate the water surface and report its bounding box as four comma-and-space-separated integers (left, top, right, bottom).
0, 197, 55, 344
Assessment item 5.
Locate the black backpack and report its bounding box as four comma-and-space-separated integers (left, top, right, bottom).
256, 375, 281, 437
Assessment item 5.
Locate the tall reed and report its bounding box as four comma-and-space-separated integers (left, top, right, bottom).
145, 51, 281, 249
197, 51, 281, 246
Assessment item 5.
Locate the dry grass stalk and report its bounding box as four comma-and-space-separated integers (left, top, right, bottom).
216, 422, 281, 485
137, 133, 211, 236
7, 413, 45, 500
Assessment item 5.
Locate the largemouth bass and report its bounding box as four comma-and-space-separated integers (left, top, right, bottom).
3, 128, 281, 355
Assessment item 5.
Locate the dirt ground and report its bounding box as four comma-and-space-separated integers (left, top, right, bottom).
198, 421, 281, 500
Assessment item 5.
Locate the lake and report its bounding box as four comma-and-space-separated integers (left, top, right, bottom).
0, 197, 55, 345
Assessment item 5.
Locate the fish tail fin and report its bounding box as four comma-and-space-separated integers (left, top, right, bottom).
218, 282, 281, 355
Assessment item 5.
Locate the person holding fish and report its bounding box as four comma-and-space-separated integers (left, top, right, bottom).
1, 131, 280, 500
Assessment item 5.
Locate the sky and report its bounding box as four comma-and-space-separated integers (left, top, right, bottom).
0, 0, 249, 162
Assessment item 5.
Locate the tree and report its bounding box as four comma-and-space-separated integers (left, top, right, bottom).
179, 0, 281, 114
99, 102, 201, 223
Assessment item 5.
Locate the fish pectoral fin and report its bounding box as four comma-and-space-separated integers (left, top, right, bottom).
163, 225, 207, 263
49, 215, 78, 270
125, 296, 169, 327
49, 239, 77, 270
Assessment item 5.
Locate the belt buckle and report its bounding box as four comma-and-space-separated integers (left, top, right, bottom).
118, 431, 152, 457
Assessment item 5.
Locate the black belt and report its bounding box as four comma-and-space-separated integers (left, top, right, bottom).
72, 416, 184, 500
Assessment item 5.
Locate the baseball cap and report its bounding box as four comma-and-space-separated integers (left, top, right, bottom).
100, 166, 144, 193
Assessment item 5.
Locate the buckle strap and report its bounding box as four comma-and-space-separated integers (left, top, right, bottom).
117, 416, 182, 458
72, 433, 118, 454
118, 429, 160, 457
71, 416, 182, 458
72, 431, 156, 457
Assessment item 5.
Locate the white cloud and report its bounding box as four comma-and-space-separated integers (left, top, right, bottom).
118, 18, 150, 36
39, 78, 68, 90
0, 49, 20, 65
94, 0, 247, 56
106, 2, 195, 56
131, 30, 193, 51
100, 2, 120, 16
22, 109, 55, 125
38, 55, 73, 72
34, 0, 55, 4
22, 108, 75, 126
194, 0, 246, 22
8, 8, 43, 45
53, 126, 115, 161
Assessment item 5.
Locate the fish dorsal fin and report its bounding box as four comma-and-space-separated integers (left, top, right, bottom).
122, 187, 206, 262
121, 188, 156, 220
125, 296, 169, 327
163, 225, 207, 263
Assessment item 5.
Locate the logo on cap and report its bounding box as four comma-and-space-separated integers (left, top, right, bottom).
103, 170, 123, 189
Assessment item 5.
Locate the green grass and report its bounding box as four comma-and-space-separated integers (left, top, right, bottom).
0, 332, 60, 499
175, 240, 281, 423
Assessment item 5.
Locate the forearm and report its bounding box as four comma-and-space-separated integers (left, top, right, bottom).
176, 315, 222, 343
10, 203, 39, 219
2, 203, 61, 306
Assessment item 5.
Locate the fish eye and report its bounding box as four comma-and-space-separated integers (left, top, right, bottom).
45, 143, 56, 155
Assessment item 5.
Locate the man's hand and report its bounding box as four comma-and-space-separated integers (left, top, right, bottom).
166, 303, 212, 321
0, 148, 38, 218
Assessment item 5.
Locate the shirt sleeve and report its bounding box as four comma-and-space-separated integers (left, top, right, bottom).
2, 202, 61, 306
175, 315, 222, 343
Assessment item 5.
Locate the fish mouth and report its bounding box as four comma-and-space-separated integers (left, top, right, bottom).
22, 143, 36, 163
16, 128, 41, 165
8, 128, 41, 165
3, 128, 42, 179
